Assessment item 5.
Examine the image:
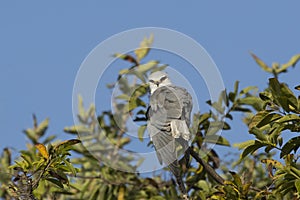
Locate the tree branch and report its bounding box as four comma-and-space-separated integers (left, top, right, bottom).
189, 147, 225, 185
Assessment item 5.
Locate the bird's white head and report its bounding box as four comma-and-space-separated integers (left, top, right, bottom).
148, 71, 172, 94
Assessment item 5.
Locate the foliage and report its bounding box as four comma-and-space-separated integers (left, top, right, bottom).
0, 36, 299, 199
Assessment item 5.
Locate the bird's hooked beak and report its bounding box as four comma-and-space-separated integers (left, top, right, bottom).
154, 81, 160, 87
149, 80, 161, 87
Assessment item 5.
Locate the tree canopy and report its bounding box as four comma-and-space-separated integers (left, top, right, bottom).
0, 36, 300, 200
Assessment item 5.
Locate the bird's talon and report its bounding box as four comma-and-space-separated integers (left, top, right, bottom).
166, 126, 171, 132
182, 194, 189, 200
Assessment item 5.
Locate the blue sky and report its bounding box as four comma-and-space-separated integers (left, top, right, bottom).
1, 1, 300, 163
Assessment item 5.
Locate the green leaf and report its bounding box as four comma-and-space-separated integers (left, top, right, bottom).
20, 154, 33, 168
42, 135, 56, 144
259, 91, 273, 101
239, 86, 257, 95
204, 135, 230, 146
1, 148, 11, 169
295, 179, 300, 194
210, 101, 225, 114
23, 128, 38, 144
280, 54, 300, 71
129, 97, 146, 111
150, 196, 166, 200
208, 121, 224, 130
269, 125, 285, 146
89, 186, 100, 200
132, 70, 146, 83
150, 64, 168, 73
198, 113, 210, 125
250, 53, 272, 72
278, 180, 297, 196
225, 113, 233, 120
64, 125, 92, 134
291, 167, 300, 179
36, 118, 49, 137
280, 136, 300, 158
229, 81, 239, 102
220, 90, 229, 107
241, 140, 266, 159
280, 84, 298, 112
55, 139, 81, 151
196, 180, 210, 192
237, 96, 263, 111
233, 140, 255, 150
78, 95, 86, 119
132, 84, 148, 98
64, 159, 77, 176
249, 111, 270, 130
119, 68, 130, 75
138, 125, 147, 142
256, 113, 282, 128
119, 138, 131, 146
115, 94, 131, 101
137, 60, 159, 73
298, 95, 300, 111
232, 106, 252, 112
249, 127, 268, 142
229, 171, 242, 191
276, 114, 300, 124
223, 122, 231, 130
46, 178, 64, 188
49, 169, 68, 184
268, 78, 298, 113
269, 78, 281, 95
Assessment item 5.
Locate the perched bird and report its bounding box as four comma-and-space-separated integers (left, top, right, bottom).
146, 71, 192, 199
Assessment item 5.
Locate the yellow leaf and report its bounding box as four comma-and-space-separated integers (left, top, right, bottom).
134, 34, 154, 62
261, 159, 283, 169
114, 53, 138, 65
35, 143, 49, 159
118, 186, 125, 200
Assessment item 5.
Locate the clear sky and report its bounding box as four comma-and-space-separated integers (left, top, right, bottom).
1, 1, 300, 162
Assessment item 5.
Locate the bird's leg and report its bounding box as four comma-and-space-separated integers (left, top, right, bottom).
176, 137, 190, 169
168, 160, 189, 199
182, 194, 189, 200
180, 149, 190, 171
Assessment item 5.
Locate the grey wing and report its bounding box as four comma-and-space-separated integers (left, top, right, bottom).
150, 86, 183, 119
148, 86, 183, 133
148, 86, 180, 165
148, 86, 192, 165
180, 87, 193, 126
157, 85, 193, 125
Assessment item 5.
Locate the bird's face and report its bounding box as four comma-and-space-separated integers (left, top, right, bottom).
148, 71, 172, 94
